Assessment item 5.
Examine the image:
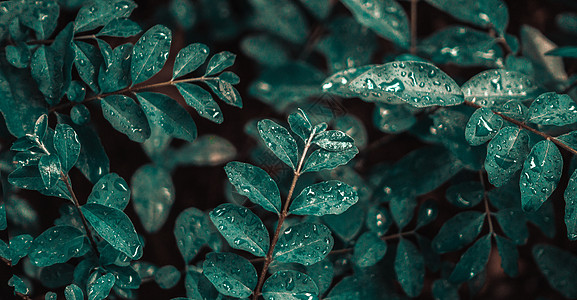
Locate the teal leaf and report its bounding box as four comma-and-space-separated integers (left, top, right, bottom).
204, 78, 242, 108
565, 168, 577, 240
527, 92, 577, 126
485, 126, 530, 187
20, 0, 59, 39
346, 61, 464, 108
6, 42, 30, 68
106, 265, 141, 289
101, 95, 151, 142
558, 131, 577, 150
136, 92, 198, 142
172, 43, 209, 79
288, 109, 313, 142
533, 244, 577, 299
7, 234, 33, 265
170, 0, 196, 29
546, 46, 577, 58
520, 140, 562, 212
185, 267, 219, 299
131, 164, 175, 233
289, 180, 358, 216
174, 207, 213, 263
98, 43, 132, 93
258, 119, 299, 170
155, 265, 181, 289
0, 203, 6, 231
96, 18, 141, 37
394, 238, 425, 297
445, 181, 484, 208
495, 208, 528, 245
203, 252, 257, 298
423, 0, 508, 35
87, 173, 130, 210
340, 0, 409, 48
31, 46, 64, 105
273, 222, 333, 266
65, 284, 84, 300
432, 280, 459, 300
74, 0, 137, 32
322, 203, 364, 242
262, 270, 319, 300
54, 124, 81, 173
240, 34, 290, 67
353, 231, 387, 268
495, 235, 519, 277
390, 194, 417, 229
170, 134, 236, 167
247, 0, 309, 43
465, 107, 503, 146
224, 161, 281, 215
312, 131, 354, 152
209, 203, 270, 257
432, 211, 485, 253
131, 25, 172, 84
461, 69, 539, 107
9, 165, 45, 190
8, 275, 29, 296
73, 41, 102, 92
521, 25, 568, 87
81, 203, 142, 259
29, 226, 85, 267
39, 155, 62, 188
176, 83, 223, 123
205, 51, 236, 76
366, 206, 392, 235
67, 81, 86, 103
322, 65, 378, 99
302, 147, 358, 173
305, 260, 333, 295
449, 234, 491, 283
87, 273, 116, 300
373, 103, 416, 134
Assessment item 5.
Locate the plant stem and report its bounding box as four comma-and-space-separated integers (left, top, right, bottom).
60, 172, 100, 256
478, 171, 494, 234
410, 0, 418, 55
325, 230, 416, 256
252, 131, 315, 300
463, 100, 577, 156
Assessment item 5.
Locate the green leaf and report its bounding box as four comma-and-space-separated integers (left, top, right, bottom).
67, 82, 86, 103
203, 252, 257, 298
465, 107, 503, 146
449, 234, 491, 283
20, 0, 59, 39
324, 276, 360, 300
533, 244, 577, 298
9, 165, 45, 190
74, 0, 136, 32
312, 131, 355, 152
305, 260, 333, 295
346, 61, 464, 108
204, 78, 243, 108
29, 226, 85, 267
73, 41, 102, 93
31, 46, 64, 105
546, 46, 577, 58
257, 119, 299, 170
302, 147, 358, 173
247, 0, 309, 44
340, 0, 409, 48
445, 181, 484, 208
262, 270, 319, 300
495, 235, 519, 277
389, 194, 416, 229
131, 164, 175, 233
527, 92, 577, 126
54, 124, 81, 173
87, 173, 130, 210
495, 208, 528, 245
322, 203, 364, 242
485, 126, 530, 187
38, 155, 62, 188
65, 284, 84, 300
462, 69, 540, 107
176, 83, 223, 123
423, 0, 508, 35
8, 275, 29, 296
136, 92, 198, 142
170, 135, 236, 167
520, 140, 562, 212
288, 109, 313, 142
155, 265, 181, 289
241, 34, 290, 67
366, 206, 393, 235
131, 25, 172, 84
87, 273, 116, 300
172, 43, 209, 79
6, 42, 30, 69
82, 203, 142, 259
205, 51, 236, 76
96, 18, 141, 37
101, 95, 151, 142
432, 211, 485, 253
5, 234, 33, 265
353, 231, 387, 268
273, 222, 333, 266
565, 168, 577, 240
432, 280, 459, 300
98, 43, 132, 93
174, 207, 213, 263
289, 180, 358, 216
210, 203, 270, 257
394, 238, 425, 297
224, 161, 281, 215
170, 0, 196, 29
373, 103, 416, 134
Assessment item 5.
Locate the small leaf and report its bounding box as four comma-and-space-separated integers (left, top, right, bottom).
29, 226, 85, 267
98, 43, 132, 93
462, 69, 539, 107
257, 119, 299, 170
527, 92, 577, 126
54, 124, 81, 173
302, 147, 358, 173
38, 155, 62, 188
322, 203, 364, 242
65, 284, 84, 300
366, 206, 393, 235
289, 180, 358, 216
312, 131, 355, 152
205, 51, 236, 76
485, 126, 530, 187
305, 260, 333, 295
73, 41, 102, 92
389, 194, 416, 229
495, 235, 519, 277
203, 252, 257, 298
155, 265, 181, 289
288, 109, 313, 142
131, 25, 172, 84
204, 78, 242, 108
20, 0, 59, 39
9, 165, 45, 190
274, 222, 333, 266
432, 211, 485, 253
565, 168, 577, 240
82, 203, 142, 259
174, 208, 213, 264
101, 95, 151, 142
87, 273, 116, 300
176, 83, 223, 123
31, 46, 64, 105
449, 235, 491, 283
7, 234, 34, 265
6, 42, 30, 69
172, 43, 209, 79
520, 140, 562, 212
87, 173, 130, 210
495, 208, 528, 245
353, 231, 387, 268
465, 107, 503, 146
394, 238, 425, 297
533, 244, 577, 298
210, 203, 270, 257
131, 164, 175, 233
136, 92, 198, 142
8, 275, 29, 296
373, 103, 416, 134
96, 18, 141, 37
445, 181, 484, 208
224, 161, 281, 215
262, 270, 319, 300
74, 0, 136, 32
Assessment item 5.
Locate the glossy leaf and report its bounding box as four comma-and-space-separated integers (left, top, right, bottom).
74, 0, 136, 32
225, 161, 281, 214
87, 173, 130, 210
73, 41, 102, 92
8, 275, 29, 296
312, 131, 354, 152
65, 284, 84, 300
274, 222, 334, 266
20, 0, 59, 39
173, 43, 209, 79
101, 95, 151, 142
131, 164, 175, 233
394, 238, 425, 297
210, 203, 270, 257
98, 43, 132, 93
258, 119, 299, 170
174, 207, 213, 263
81, 203, 142, 259
495, 235, 519, 277
353, 231, 387, 268
465, 107, 503, 146
373, 103, 416, 134
96, 18, 141, 37
533, 244, 577, 299
176, 83, 223, 123
38, 155, 62, 188
289, 180, 358, 216
204, 78, 242, 108
203, 252, 257, 298
205, 51, 236, 76
485, 126, 530, 187
31, 46, 64, 105
462, 69, 540, 107
565, 168, 577, 240
432, 211, 485, 253
302, 147, 358, 173
445, 181, 484, 208
54, 124, 81, 173
366, 206, 393, 235
520, 140, 562, 212
262, 270, 319, 300
288, 109, 313, 142
424, 0, 508, 34
9, 165, 46, 190
29, 226, 85, 267
131, 25, 172, 84
155, 265, 181, 289
495, 208, 528, 245
527, 92, 577, 126
449, 235, 491, 283
87, 273, 116, 300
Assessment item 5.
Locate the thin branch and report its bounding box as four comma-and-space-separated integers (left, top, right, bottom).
479, 171, 494, 235
410, 0, 418, 55
326, 231, 416, 256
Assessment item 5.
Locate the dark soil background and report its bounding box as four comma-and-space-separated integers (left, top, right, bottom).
2, 0, 577, 299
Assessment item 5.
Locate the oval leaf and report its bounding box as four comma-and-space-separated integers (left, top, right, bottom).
87, 173, 130, 210
136, 92, 197, 142
203, 252, 257, 298
173, 43, 209, 79
465, 107, 503, 146
273, 222, 333, 266
353, 231, 387, 268
449, 234, 491, 283
174, 208, 213, 264
289, 180, 358, 216
394, 238, 425, 297
262, 270, 319, 300
54, 124, 81, 173
29, 226, 85, 267
485, 126, 530, 187
258, 119, 299, 170
131, 25, 172, 84
131, 164, 175, 233
432, 211, 485, 253
462, 69, 539, 106
101, 95, 151, 142
176, 83, 223, 123
520, 140, 562, 212
527, 92, 577, 126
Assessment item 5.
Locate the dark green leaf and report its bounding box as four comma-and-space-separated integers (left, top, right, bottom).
170, 135, 236, 167
9, 165, 45, 190
334, 115, 368, 149
520, 140, 562, 212
131, 164, 175, 233
6, 42, 30, 68
289, 180, 358, 216
395, 238, 425, 297
240, 34, 290, 67
174, 207, 213, 264
305, 259, 333, 295
565, 168, 577, 240
87, 173, 130, 210
155, 265, 181, 289
131, 25, 172, 84
432, 279, 459, 300
495, 235, 519, 277
73, 41, 102, 92
38, 155, 61, 188
262, 270, 319, 300
527, 92, 577, 126
288, 109, 312, 142
205, 51, 236, 76
465, 107, 503, 146
445, 181, 484, 208
247, 0, 309, 43
29, 226, 85, 267
176, 83, 223, 123
302, 147, 358, 173
322, 203, 364, 242
8, 275, 29, 296
170, 0, 196, 29
65, 284, 84, 300
373, 103, 416, 134
203, 252, 257, 298
172, 43, 209, 79
449, 235, 491, 283
96, 18, 141, 37
101, 95, 151, 142
432, 211, 485, 253
389, 194, 416, 229
462, 69, 539, 107
20, 0, 59, 39
31, 46, 63, 105
224, 161, 281, 214
67, 81, 86, 103
257, 119, 299, 170
274, 222, 334, 266
87, 273, 115, 300
485, 126, 530, 187
204, 78, 242, 108
423, 0, 508, 34
366, 206, 392, 235
546, 46, 577, 58
74, 0, 136, 32
533, 244, 577, 298
312, 131, 354, 152
353, 231, 387, 268
54, 124, 81, 173
98, 43, 132, 93
495, 208, 528, 245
